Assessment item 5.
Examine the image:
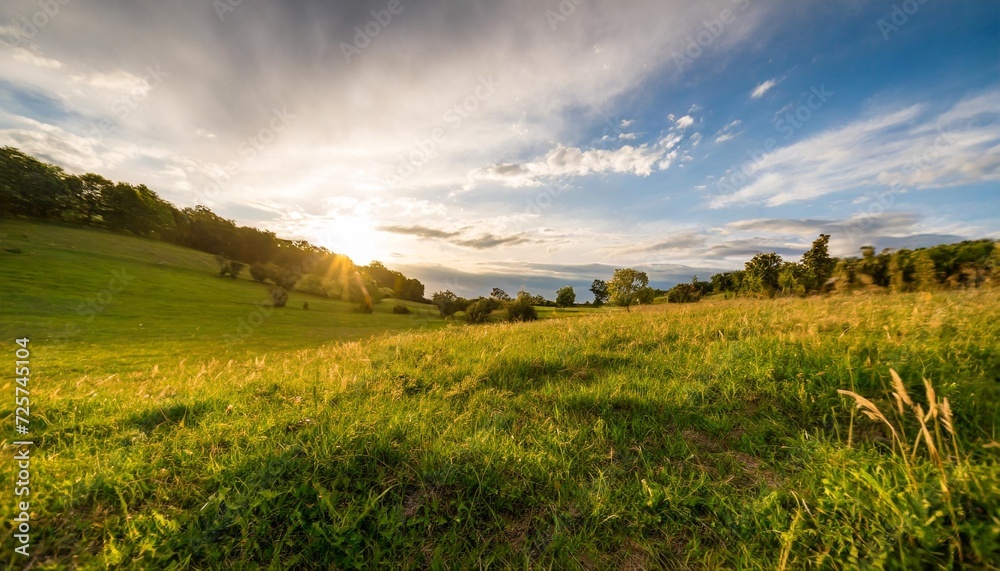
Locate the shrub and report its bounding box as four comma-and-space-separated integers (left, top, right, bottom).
302, 302, 309, 310
270, 286, 288, 308
636, 286, 656, 305
505, 298, 537, 322
215, 254, 242, 278
465, 299, 496, 324
666, 283, 701, 303
250, 262, 268, 282
432, 290, 470, 317
392, 305, 411, 315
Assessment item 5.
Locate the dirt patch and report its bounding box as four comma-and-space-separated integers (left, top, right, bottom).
729, 451, 782, 488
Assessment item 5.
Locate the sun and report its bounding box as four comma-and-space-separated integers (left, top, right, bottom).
310, 214, 384, 266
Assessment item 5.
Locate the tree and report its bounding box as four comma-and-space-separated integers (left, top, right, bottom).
101, 183, 176, 237
800, 234, 836, 292
0, 146, 71, 218
744, 252, 784, 295
777, 263, 805, 296
465, 299, 497, 324
215, 255, 243, 279
490, 288, 511, 302
505, 297, 538, 322
270, 286, 289, 308
589, 279, 609, 306
607, 268, 649, 312
432, 290, 468, 317
555, 286, 576, 308
889, 249, 913, 293
249, 262, 268, 282
636, 287, 656, 305
913, 251, 938, 291
64, 173, 114, 223
710, 271, 743, 295
666, 283, 700, 303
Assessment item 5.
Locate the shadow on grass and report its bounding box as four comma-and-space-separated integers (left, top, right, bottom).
128, 401, 214, 433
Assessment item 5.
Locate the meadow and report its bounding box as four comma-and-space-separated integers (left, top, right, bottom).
1, 222, 999, 569
0, 220, 444, 372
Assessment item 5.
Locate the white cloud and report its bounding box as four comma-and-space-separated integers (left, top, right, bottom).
675, 115, 695, 129
750, 78, 778, 99
11, 48, 61, 69
467, 143, 667, 188
713, 119, 742, 143
711, 89, 1000, 208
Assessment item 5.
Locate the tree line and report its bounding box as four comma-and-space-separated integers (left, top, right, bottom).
435, 233, 997, 321
0, 146, 428, 306
663, 234, 997, 303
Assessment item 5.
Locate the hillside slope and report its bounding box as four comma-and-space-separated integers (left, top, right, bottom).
0, 219, 443, 373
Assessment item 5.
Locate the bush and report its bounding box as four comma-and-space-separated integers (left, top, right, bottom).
270, 286, 288, 308
250, 262, 268, 282
392, 305, 411, 315
666, 283, 701, 303
215, 254, 243, 279
465, 299, 496, 324
505, 298, 538, 322
432, 290, 470, 317
302, 302, 309, 310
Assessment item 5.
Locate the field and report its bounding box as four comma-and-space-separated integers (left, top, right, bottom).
2, 222, 1000, 569
0, 220, 445, 373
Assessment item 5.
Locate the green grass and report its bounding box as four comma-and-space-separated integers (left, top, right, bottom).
533, 306, 610, 319
1, 221, 999, 569
0, 220, 445, 373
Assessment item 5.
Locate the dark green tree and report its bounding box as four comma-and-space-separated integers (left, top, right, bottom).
589, 279, 609, 306
800, 234, 836, 292
744, 252, 784, 295
555, 286, 576, 308
490, 288, 511, 302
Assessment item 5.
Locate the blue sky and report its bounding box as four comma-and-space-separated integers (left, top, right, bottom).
0, 0, 997, 297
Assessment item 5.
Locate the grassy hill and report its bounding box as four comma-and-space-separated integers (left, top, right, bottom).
0, 220, 445, 374
1, 221, 999, 568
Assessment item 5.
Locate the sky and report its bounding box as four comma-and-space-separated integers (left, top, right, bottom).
1, 0, 998, 297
